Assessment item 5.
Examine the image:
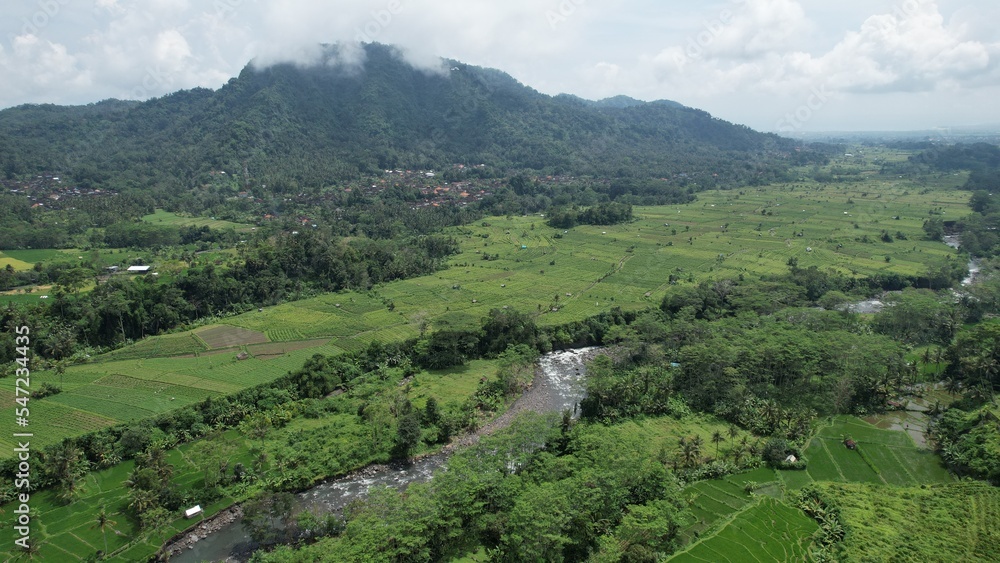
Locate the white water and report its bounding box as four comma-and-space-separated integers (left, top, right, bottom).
169, 348, 597, 562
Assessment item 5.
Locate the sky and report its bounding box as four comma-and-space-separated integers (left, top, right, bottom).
2, 0, 999, 133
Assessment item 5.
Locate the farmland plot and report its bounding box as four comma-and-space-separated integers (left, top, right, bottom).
669, 497, 818, 562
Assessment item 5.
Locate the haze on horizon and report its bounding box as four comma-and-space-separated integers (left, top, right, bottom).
2, 0, 999, 134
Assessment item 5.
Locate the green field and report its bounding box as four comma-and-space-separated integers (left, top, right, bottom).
818, 481, 1000, 562
0, 291, 55, 305
783, 416, 954, 489
0, 434, 246, 562
681, 468, 779, 540
0, 355, 513, 562
102, 331, 209, 361
0, 248, 84, 273
141, 209, 253, 231
669, 497, 819, 562
5, 180, 973, 456
674, 416, 955, 560
408, 359, 498, 409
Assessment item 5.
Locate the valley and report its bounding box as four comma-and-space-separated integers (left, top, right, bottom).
1, 41, 999, 562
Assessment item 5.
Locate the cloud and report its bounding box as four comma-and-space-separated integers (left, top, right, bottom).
0, 0, 998, 130
708, 0, 811, 59
809, 2, 994, 92
641, 0, 997, 97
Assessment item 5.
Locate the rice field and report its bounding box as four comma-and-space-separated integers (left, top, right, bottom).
781, 415, 953, 490
194, 325, 269, 349
0, 430, 251, 563
669, 497, 819, 562
102, 332, 208, 360
816, 481, 1000, 562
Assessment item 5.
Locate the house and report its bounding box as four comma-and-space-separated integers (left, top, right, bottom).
105, 266, 119, 273
127, 265, 151, 273
844, 439, 857, 450
184, 505, 203, 519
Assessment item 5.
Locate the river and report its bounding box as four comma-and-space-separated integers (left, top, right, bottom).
166, 347, 600, 562
844, 235, 978, 314
943, 234, 981, 287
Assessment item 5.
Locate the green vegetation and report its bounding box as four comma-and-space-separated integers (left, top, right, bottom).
1, 178, 970, 456
810, 481, 1000, 562
0, 345, 524, 562
141, 209, 252, 231
255, 414, 690, 563
0, 44, 797, 201
934, 398, 1000, 483
791, 417, 953, 489
1, 57, 998, 563
668, 497, 818, 563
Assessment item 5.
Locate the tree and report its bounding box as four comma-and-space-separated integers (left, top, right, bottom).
498, 482, 572, 562
127, 487, 158, 518
55, 267, 91, 295
612, 499, 686, 560
92, 504, 117, 554
244, 492, 296, 545
393, 400, 422, 460
727, 425, 740, 452
947, 320, 1000, 395
711, 430, 724, 460
241, 412, 272, 445
423, 397, 440, 427
46, 442, 89, 504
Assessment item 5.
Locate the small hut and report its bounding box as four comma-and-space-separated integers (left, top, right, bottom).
844, 439, 857, 450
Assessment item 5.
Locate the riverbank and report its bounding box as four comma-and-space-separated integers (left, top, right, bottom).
162, 347, 602, 562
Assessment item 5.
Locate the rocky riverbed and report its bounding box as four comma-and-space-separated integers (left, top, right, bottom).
163, 347, 602, 562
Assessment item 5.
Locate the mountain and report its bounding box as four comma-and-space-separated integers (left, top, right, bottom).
0, 43, 796, 196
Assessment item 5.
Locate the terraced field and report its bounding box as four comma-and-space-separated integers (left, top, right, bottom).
818, 481, 1000, 562
102, 332, 208, 361
194, 325, 268, 349
779, 415, 954, 489
672, 415, 956, 560
670, 497, 819, 562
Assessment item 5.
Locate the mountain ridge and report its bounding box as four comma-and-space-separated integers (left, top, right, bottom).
0, 42, 797, 195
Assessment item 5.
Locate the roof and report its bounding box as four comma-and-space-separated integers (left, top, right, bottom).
127, 265, 151, 272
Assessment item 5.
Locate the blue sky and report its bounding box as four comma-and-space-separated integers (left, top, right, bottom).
2, 0, 998, 132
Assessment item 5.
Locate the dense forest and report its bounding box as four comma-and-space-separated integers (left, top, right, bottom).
0, 44, 799, 196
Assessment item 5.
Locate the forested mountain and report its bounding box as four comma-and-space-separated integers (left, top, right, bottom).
0, 43, 795, 199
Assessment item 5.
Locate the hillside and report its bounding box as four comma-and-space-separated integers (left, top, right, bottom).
0, 43, 796, 198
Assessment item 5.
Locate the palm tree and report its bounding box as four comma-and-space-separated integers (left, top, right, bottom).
944, 377, 962, 396
921, 347, 933, 367
732, 444, 746, 465
127, 488, 158, 517
93, 504, 117, 554
933, 347, 944, 370
712, 431, 724, 459
15, 539, 40, 560
691, 435, 704, 466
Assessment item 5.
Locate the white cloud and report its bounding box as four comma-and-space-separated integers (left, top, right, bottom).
708, 0, 811, 59
0, 0, 998, 130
